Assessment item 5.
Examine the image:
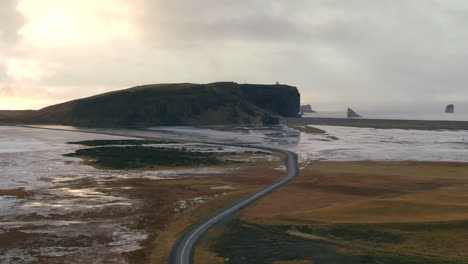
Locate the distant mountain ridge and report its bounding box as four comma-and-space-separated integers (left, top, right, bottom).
0, 82, 300, 127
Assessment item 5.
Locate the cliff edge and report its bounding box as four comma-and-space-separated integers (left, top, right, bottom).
1, 82, 300, 127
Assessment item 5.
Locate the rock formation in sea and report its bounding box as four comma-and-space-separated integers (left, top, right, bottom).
445, 104, 455, 114
299, 104, 316, 114
347, 108, 362, 118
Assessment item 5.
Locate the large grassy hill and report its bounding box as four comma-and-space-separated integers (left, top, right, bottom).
0, 82, 300, 127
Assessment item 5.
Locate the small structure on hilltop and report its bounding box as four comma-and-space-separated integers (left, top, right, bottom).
347, 108, 362, 118
445, 104, 455, 114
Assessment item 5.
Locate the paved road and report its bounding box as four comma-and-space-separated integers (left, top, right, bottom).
15, 125, 299, 264
170, 146, 299, 264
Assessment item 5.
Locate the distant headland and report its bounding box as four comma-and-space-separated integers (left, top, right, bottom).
0, 82, 300, 127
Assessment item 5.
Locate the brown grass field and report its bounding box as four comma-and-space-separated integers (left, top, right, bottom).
143, 152, 286, 264
0, 145, 286, 264
195, 161, 468, 264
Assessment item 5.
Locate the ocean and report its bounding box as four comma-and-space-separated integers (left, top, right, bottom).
302, 110, 468, 122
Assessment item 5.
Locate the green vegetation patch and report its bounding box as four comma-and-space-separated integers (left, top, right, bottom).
67, 139, 178, 146
209, 221, 462, 264
295, 224, 406, 244
64, 146, 235, 169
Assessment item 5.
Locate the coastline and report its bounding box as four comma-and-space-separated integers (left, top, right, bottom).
283, 117, 468, 130
2, 124, 468, 264
0, 125, 287, 264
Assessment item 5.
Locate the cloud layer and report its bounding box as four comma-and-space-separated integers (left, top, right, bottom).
1, 0, 468, 112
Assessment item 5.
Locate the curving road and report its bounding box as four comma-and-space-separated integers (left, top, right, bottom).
15, 125, 299, 264
170, 146, 299, 264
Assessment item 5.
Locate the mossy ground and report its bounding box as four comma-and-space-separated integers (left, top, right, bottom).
64, 146, 233, 169
207, 221, 462, 264
67, 139, 178, 146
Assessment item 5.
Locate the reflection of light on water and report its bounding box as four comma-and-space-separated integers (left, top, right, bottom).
19, 187, 133, 214
0, 126, 150, 263
134, 125, 468, 163
109, 227, 148, 253
2, 124, 467, 262
146, 125, 300, 145
0, 220, 148, 263
0, 196, 20, 214
287, 125, 468, 163
302, 111, 468, 121
0, 220, 86, 228
59, 187, 110, 197
0, 126, 250, 263
142, 167, 239, 180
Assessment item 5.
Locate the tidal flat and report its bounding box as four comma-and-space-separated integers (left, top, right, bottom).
2, 124, 468, 264
0, 126, 284, 264
64, 146, 233, 169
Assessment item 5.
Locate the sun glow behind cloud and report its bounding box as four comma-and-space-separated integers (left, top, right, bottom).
17, 0, 139, 48
7, 59, 57, 81
0, 0, 142, 109
0, 96, 57, 110
2, 0, 468, 111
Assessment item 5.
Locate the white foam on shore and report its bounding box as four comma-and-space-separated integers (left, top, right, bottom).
143, 125, 468, 163
291, 125, 468, 162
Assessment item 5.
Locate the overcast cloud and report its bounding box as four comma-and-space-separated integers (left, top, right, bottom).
1, 0, 468, 112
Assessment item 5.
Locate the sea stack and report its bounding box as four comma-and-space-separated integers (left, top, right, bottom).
347, 108, 362, 118
299, 104, 316, 114
445, 104, 455, 114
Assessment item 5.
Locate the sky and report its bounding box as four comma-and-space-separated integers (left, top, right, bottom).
1, 0, 468, 113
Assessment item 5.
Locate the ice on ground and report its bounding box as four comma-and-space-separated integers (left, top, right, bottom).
115, 125, 468, 163
291, 125, 468, 162
3, 123, 467, 262
0, 126, 245, 263
30, 124, 467, 163
211, 185, 236, 190
175, 193, 228, 212
0, 126, 133, 190
142, 167, 239, 180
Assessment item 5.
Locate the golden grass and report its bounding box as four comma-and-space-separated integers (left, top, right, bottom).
194, 245, 226, 264
149, 191, 256, 264
392, 227, 468, 261
242, 161, 468, 225
308, 161, 468, 179
272, 261, 315, 264
194, 224, 231, 264
306, 194, 468, 223
239, 161, 468, 262
148, 165, 285, 264
287, 229, 327, 241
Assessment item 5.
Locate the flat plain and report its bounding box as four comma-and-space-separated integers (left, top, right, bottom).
196, 161, 468, 264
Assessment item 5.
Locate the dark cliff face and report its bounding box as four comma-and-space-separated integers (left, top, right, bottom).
239, 84, 300, 117
22, 82, 300, 127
